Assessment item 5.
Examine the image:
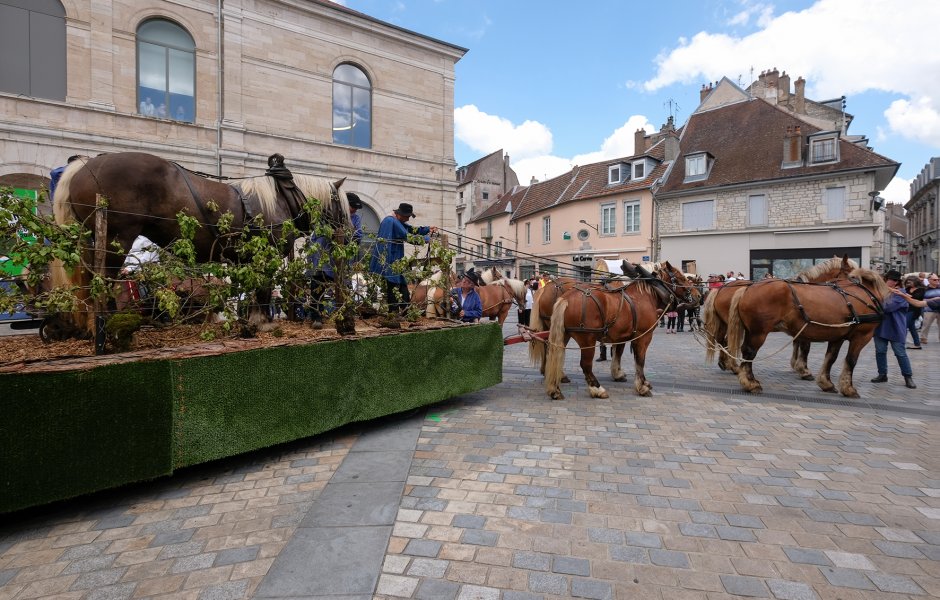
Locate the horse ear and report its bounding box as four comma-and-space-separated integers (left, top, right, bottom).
333, 177, 346, 190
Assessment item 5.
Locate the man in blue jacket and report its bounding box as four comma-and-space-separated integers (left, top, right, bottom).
449, 269, 483, 322
871, 270, 917, 389
369, 203, 436, 315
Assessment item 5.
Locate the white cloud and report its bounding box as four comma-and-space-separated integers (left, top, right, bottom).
454, 105, 553, 161
455, 108, 658, 185
884, 97, 940, 147
454, 110, 659, 185
642, 0, 940, 147
881, 175, 911, 206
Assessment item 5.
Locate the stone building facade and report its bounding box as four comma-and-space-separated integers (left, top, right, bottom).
655, 74, 898, 279
905, 158, 940, 274
0, 0, 466, 237
453, 149, 519, 272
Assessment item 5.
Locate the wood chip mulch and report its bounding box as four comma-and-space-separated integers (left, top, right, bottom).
0, 317, 464, 374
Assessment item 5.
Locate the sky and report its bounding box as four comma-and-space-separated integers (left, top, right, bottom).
340, 0, 940, 207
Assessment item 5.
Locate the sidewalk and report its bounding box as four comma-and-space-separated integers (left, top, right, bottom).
1, 317, 938, 600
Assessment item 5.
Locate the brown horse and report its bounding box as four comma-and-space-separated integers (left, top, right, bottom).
478, 267, 528, 324
528, 277, 580, 376
48, 152, 351, 338
544, 261, 701, 399
725, 266, 888, 397
411, 270, 455, 318
702, 255, 857, 377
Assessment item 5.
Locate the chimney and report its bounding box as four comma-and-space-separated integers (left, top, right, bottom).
530, 176, 539, 185
778, 71, 790, 102
700, 83, 712, 102
766, 68, 779, 90
664, 129, 680, 162
635, 128, 647, 154
782, 125, 803, 168
794, 77, 806, 114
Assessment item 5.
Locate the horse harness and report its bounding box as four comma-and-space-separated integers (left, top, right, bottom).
565, 281, 638, 341
782, 279, 884, 326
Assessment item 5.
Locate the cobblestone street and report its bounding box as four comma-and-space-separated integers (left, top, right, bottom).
1, 316, 938, 599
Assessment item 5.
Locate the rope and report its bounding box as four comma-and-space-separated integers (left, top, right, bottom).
535, 298, 674, 351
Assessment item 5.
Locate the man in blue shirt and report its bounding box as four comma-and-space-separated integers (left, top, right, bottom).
449, 269, 483, 322
306, 193, 366, 328
369, 202, 436, 315
870, 270, 917, 389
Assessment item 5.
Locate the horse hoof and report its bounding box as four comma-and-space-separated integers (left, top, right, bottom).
561, 376, 571, 384
638, 388, 652, 397
550, 391, 565, 400
801, 374, 814, 381
841, 389, 859, 398
589, 386, 608, 398
820, 387, 836, 394
613, 375, 628, 382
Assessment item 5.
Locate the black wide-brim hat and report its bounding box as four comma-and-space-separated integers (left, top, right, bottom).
884, 269, 902, 281
463, 268, 481, 286
394, 202, 416, 217
346, 192, 363, 209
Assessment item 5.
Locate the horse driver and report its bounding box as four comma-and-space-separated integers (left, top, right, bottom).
449, 269, 483, 323
368, 202, 437, 316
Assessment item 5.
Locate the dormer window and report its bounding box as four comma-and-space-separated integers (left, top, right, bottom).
684, 153, 708, 182
608, 164, 622, 184
809, 132, 839, 164
633, 162, 645, 179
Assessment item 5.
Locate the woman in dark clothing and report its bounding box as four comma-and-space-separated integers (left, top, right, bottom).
904, 276, 925, 349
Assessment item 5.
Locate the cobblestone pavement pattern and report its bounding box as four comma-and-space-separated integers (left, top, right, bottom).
1, 316, 939, 600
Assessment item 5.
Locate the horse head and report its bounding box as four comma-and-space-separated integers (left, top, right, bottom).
655, 261, 702, 308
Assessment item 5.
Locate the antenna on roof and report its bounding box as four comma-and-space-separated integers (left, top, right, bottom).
664, 98, 680, 120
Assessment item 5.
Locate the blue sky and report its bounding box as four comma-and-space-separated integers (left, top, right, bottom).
341, 0, 940, 206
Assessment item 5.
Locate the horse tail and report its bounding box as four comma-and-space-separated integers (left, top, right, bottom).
48, 158, 93, 332
702, 290, 719, 364
544, 297, 568, 395
725, 287, 748, 363
528, 287, 546, 366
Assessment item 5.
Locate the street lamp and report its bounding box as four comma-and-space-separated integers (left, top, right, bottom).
578, 219, 599, 233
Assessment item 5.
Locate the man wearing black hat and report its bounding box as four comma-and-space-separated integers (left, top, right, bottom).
449, 269, 483, 322
346, 192, 364, 246
870, 270, 917, 389
368, 202, 437, 315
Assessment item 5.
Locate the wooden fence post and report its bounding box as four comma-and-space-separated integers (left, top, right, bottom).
93, 195, 107, 354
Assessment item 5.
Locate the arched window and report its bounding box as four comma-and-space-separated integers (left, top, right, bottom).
136, 18, 195, 123
332, 64, 371, 148
0, 0, 66, 100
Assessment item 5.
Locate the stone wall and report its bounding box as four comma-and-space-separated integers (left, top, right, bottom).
0, 0, 465, 230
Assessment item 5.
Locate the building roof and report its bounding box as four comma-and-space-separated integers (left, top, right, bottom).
456, 149, 504, 184
468, 185, 525, 223
509, 141, 667, 222
658, 98, 899, 195
310, 0, 468, 54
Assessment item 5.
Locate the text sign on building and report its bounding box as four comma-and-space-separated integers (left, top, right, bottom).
571, 254, 593, 264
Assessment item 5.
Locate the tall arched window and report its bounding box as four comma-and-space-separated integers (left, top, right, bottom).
0, 0, 66, 100
332, 64, 372, 148
136, 18, 195, 123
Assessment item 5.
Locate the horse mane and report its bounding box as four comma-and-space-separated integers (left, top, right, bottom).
52, 158, 89, 225
796, 256, 858, 282
231, 174, 349, 225
848, 267, 891, 299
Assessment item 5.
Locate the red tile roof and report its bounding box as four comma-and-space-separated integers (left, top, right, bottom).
510, 141, 666, 222
658, 99, 898, 194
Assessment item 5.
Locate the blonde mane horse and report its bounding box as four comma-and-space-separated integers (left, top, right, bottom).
48, 151, 350, 338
